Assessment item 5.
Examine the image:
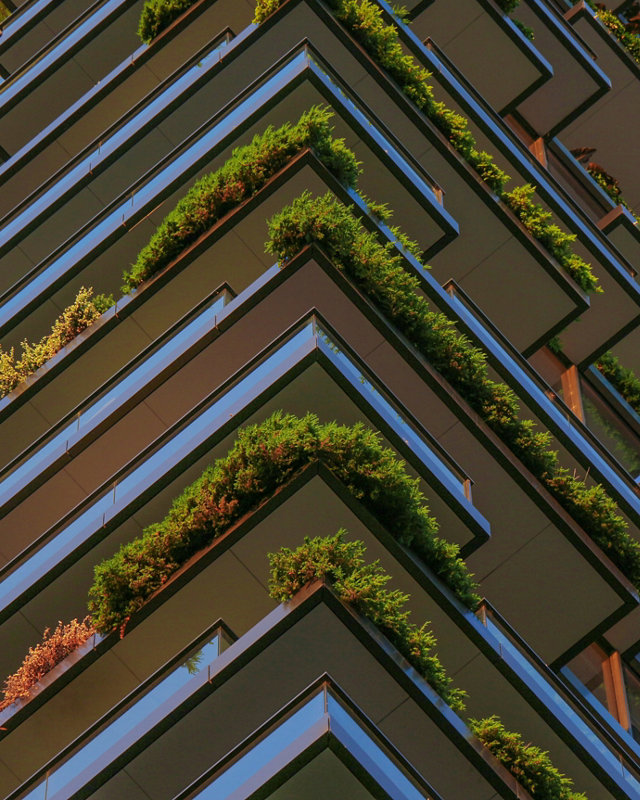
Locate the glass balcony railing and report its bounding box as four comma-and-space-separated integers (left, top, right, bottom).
477, 602, 640, 794
0, 44, 453, 337
562, 662, 640, 769
582, 380, 640, 479
0, 24, 232, 187
0, 0, 136, 105
624, 659, 640, 744
314, 321, 475, 509
584, 366, 640, 483
0, 29, 233, 236
0, 310, 483, 624
180, 680, 439, 800
443, 280, 640, 527
11, 622, 232, 800
0, 288, 230, 508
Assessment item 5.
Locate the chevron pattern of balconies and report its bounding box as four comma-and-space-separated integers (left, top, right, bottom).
0, 0, 640, 798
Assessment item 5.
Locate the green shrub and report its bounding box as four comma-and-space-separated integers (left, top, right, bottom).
595, 7, 640, 65
254, 0, 510, 195
137, 0, 196, 43
495, 0, 520, 12
88, 412, 478, 633
469, 716, 587, 800
0, 288, 114, 399
253, 0, 600, 293
265, 191, 640, 588
596, 352, 640, 415
502, 185, 600, 293
120, 106, 359, 294
269, 530, 467, 709
513, 19, 535, 40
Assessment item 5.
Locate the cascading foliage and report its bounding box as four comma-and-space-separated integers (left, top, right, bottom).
269, 529, 467, 709
88, 412, 479, 633
265, 190, 640, 588
254, 0, 600, 293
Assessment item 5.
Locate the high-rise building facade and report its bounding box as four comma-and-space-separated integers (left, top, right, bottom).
0, 0, 639, 797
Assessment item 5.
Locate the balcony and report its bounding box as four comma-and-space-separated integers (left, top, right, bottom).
513, 0, 610, 136
409, 0, 553, 113
0, 46, 454, 345
0, 0, 103, 77
562, 2, 640, 213
0, 0, 144, 154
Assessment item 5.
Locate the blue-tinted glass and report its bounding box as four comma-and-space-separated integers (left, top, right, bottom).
21, 635, 221, 799
316, 324, 467, 498
0, 294, 227, 504
0, 323, 315, 610
327, 696, 424, 799
193, 693, 325, 798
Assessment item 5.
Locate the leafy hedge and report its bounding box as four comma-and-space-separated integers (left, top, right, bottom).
88, 412, 478, 633
254, 0, 599, 293
583, 1, 640, 65
269, 530, 466, 709
469, 717, 587, 800
121, 106, 358, 293
0, 108, 353, 402
596, 351, 640, 415
265, 191, 640, 588
0, 288, 114, 399
502, 186, 601, 293
137, 0, 195, 42
273, 533, 587, 798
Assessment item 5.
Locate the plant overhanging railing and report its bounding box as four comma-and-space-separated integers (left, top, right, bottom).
0, 618, 94, 712
269, 529, 466, 709
137, 0, 196, 42
120, 106, 358, 293
272, 531, 587, 800
0, 289, 113, 399
580, 0, 640, 65
88, 412, 478, 633
252, 0, 598, 291
0, 412, 476, 710
469, 715, 587, 800
596, 351, 640, 415
265, 190, 640, 588
0, 107, 356, 400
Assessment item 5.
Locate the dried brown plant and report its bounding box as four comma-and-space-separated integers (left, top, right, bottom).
0, 618, 95, 712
